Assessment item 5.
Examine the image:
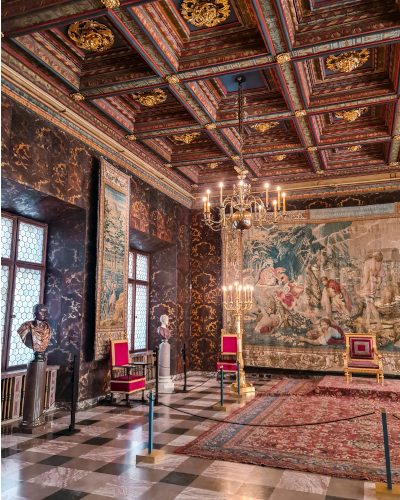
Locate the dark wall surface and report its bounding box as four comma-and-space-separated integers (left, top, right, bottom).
1, 94, 191, 402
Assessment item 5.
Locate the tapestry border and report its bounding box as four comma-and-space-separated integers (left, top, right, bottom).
94, 158, 131, 361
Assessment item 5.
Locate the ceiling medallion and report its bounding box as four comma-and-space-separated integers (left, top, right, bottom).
307, 147, 317, 152
347, 145, 361, 152
334, 107, 368, 122
231, 155, 240, 161
276, 53, 291, 64
125, 135, 136, 140
132, 89, 167, 107
164, 163, 173, 168
295, 110, 306, 117
173, 132, 200, 144
251, 122, 279, 133
207, 162, 219, 169
326, 48, 370, 73
273, 155, 286, 161
68, 20, 114, 52
393, 135, 400, 140
70, 92, 85, 101
205, 123, 217, 130
166, 75, 179, 84
181, 0, 230, 27
101, 0, 120, 7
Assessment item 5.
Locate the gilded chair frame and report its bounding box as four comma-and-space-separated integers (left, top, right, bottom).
343, 333, 384, 385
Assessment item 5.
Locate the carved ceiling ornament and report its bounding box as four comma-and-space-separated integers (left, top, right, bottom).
207, 162, 219, 169
334, 107, 368, 122
251, 121, 279, 133
326, 48, 370, 73
231, 155, 240, 161
307, 147, 317, 152
173, 132, 201, 144
181, 0, 230, 27
393, 135, 400, 140
125, 135, 136, 140
205, 123, 217, 130
347, 145, 361, 151
294, 110, 306, 117
101, 0, 120, 7
389, 162, 399, 167
68, 20, 114, 52
164, 163, 173, 168
276, 53, 291, 64
166, 75, 180, 84
132, 88, 167, 107
70, 92, 85, 101
273, 154, 286, 160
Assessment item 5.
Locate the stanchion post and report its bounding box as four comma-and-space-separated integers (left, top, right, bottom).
181, 343, 187, 392
148, 390, 154, 454
382, 409, 392, 490
237, 361, 240, 396
153, 347, 159, 406
220, 367, 224, 406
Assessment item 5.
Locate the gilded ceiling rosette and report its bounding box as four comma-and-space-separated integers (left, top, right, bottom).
181, 0, 230, 27
132, 89, 167, 107
334, 107, 368, 123
326, 49, 370, 73
251, 122, 279, 133
273, 155, 286, 161
173, 133, 201, 144
68, 20, 114, 52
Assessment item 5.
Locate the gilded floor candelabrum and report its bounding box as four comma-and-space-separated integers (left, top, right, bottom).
223, 284, 255, 395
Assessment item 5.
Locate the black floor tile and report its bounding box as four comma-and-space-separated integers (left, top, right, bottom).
83, 437, 113, 446
95, 462, 133, 475
39, 456, 74, 466
163, 427, 190, 435
1, 478, 22, 492
1, 448, 21, 458
37, 432, 60, 441
325, 497, 357, 500
77, 419, 100, 426
117, 423, 142, 430
106, 409, 129, 414
160, 471, 198, 487
43, 489, 88, 499
186, 416, 205, 422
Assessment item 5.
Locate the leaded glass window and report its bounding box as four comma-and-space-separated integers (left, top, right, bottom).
127, 250, 149, 351
1, 213, 47, 370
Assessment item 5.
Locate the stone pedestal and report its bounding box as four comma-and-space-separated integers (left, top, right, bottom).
19, 353, 47, 432
158, 340, 174, 394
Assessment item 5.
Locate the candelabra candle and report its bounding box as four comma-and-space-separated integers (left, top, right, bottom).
229, 285, 232, 304
207, 189, 210, 207
219, 183, 223, 205
283, 192, 286, 212
274, 200, 277, 219
207, 202, 210, 214
203, 197, 207, 213
265, 183, 269, 208
277, 186, 281, 210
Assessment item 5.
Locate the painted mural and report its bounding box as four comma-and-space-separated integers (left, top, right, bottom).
95, 159, 131, 360
240, 217, 400, 373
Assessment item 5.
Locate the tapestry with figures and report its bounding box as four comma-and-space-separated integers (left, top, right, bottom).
94, 158, 131, 360
223, 208, 400, 374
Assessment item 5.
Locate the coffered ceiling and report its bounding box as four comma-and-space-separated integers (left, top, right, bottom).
1, 0, 400, 197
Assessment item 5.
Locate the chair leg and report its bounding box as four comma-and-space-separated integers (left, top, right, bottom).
345, 372, 349, 385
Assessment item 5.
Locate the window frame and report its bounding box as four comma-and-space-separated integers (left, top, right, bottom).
127, 249, 150, 353
1, 212, 48, 372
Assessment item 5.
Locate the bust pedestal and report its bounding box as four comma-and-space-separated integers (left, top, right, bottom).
158, 340, 174, 394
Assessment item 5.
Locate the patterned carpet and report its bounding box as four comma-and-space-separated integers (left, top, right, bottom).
313, 376, 400, 401
176, 379, 400, 484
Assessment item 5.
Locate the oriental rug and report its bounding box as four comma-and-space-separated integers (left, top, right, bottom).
176, 379, 400, 483
313, 375, 400, 401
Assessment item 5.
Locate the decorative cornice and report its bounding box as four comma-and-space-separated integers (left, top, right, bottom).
276, 53, 291, 64
166, 75, 179, 84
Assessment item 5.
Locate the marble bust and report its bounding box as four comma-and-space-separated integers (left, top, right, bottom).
17, 304, 51, 353
157, 314, 171, 341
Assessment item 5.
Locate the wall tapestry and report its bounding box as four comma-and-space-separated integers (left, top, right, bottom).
223, 205, 400, 374
94, 158, 131, 360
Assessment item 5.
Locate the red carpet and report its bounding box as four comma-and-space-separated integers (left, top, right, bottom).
176, 379, 400, 483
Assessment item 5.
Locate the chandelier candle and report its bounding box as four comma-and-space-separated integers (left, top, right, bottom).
274, 200, 277, 219
283, 192, 286, 212
219, 183, 223, 205
277, 186, 281, 209
265, 183, 269, 208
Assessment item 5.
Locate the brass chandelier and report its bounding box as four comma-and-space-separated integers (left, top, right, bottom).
181, 0, 230, 27
251, 121, 279, 133
173, 132, 201, 144
132, 89, 167, 107
68, 20, 114, 52
202, 75, 306, 234
326, 49, 370, 73
334, 107, 368, 123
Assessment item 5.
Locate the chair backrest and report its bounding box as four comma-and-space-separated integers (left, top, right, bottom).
110, 339, 130, 367
345, 333, 376, 360
221, 333, 237, 354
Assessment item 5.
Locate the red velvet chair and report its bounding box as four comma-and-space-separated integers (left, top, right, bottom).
343, 333, 384, 385
217, 330, 238, 376
109, 336, 146, 405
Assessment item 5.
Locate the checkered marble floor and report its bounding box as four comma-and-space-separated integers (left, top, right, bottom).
1, 376, 382, 500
